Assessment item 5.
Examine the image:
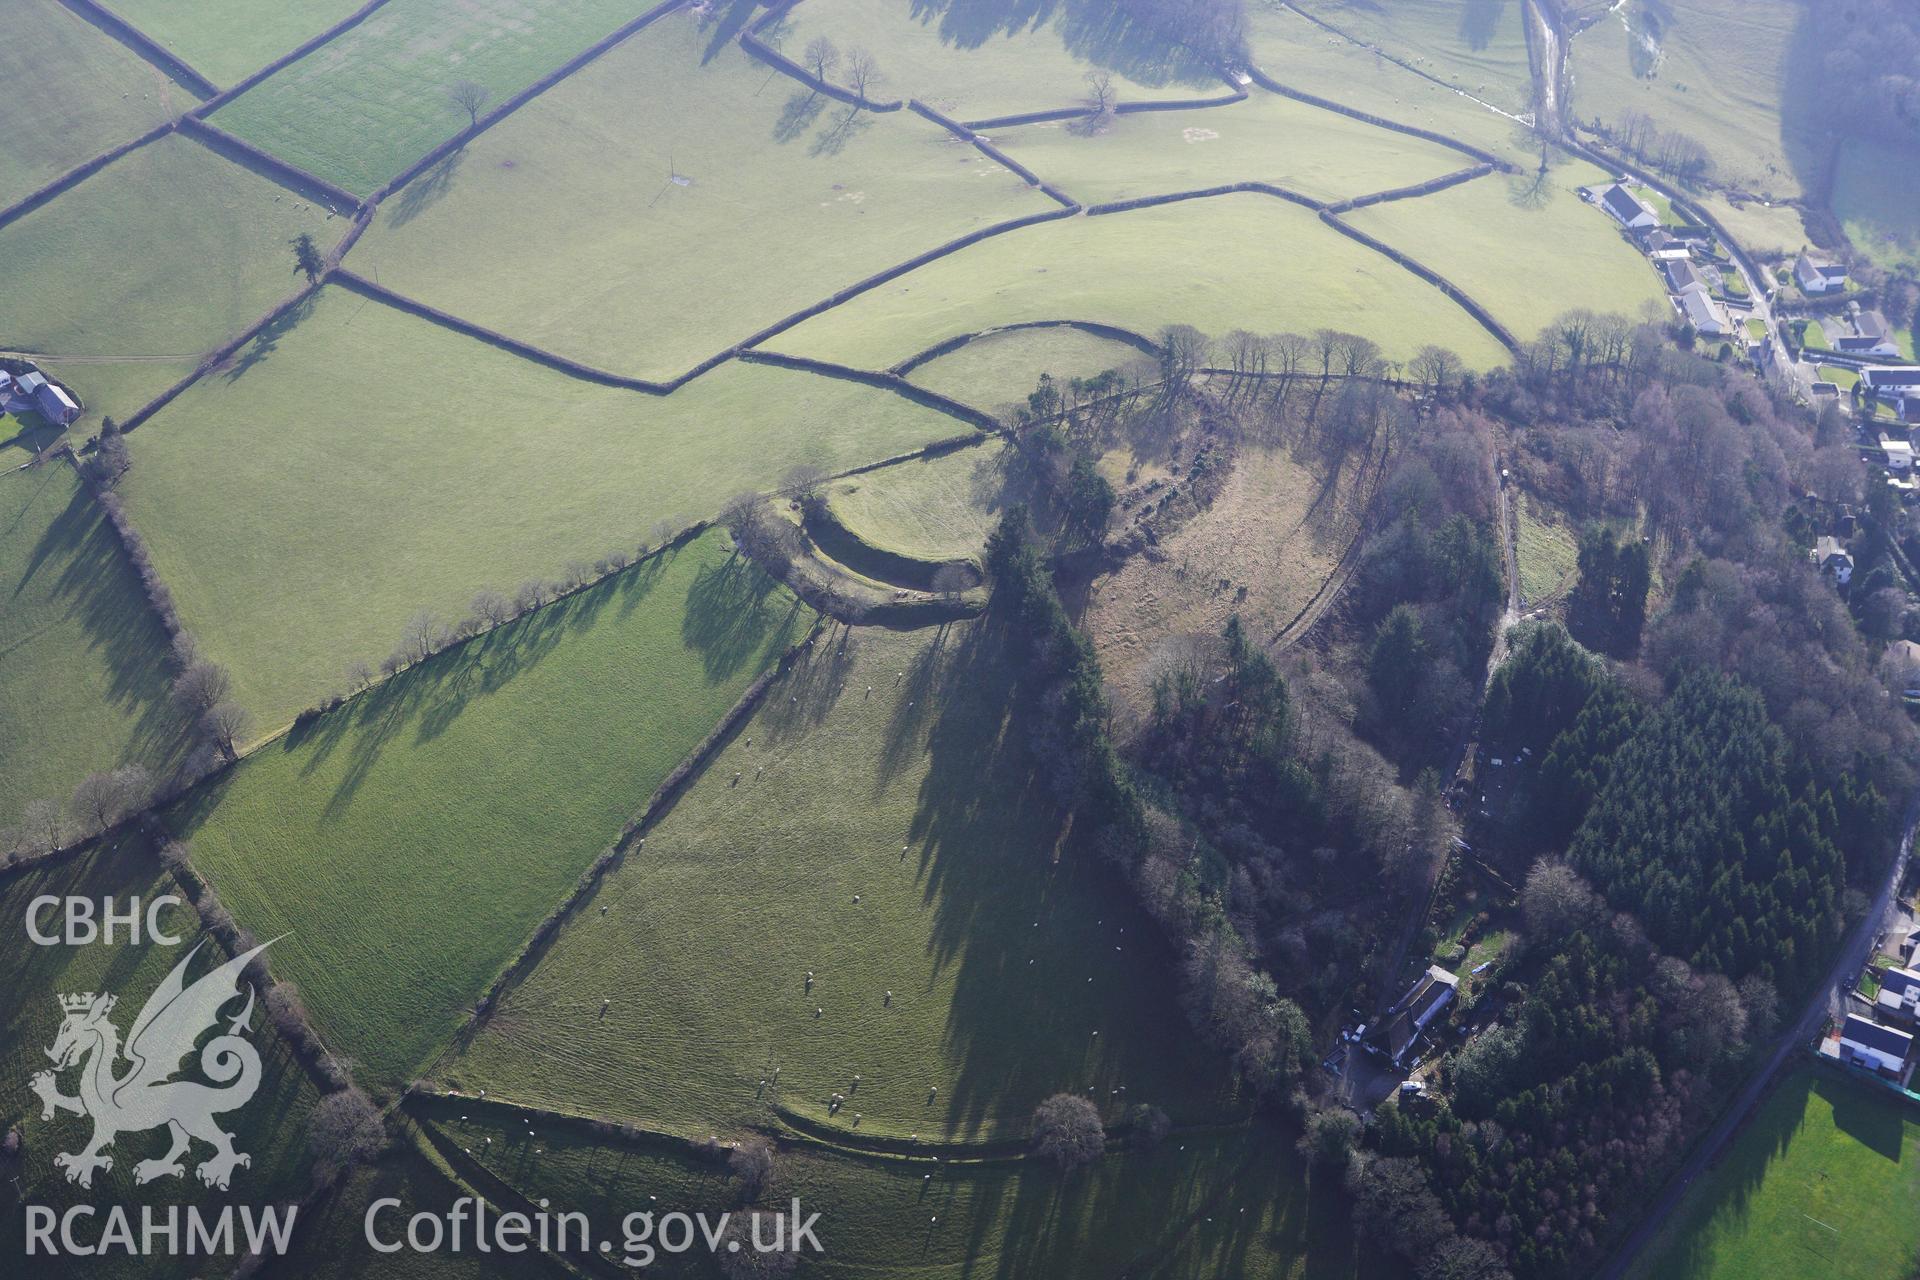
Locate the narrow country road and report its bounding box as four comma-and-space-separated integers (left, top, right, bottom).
1595, 794, 1920, 1279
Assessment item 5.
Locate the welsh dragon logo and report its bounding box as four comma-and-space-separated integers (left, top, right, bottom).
28, 938, 273, 1191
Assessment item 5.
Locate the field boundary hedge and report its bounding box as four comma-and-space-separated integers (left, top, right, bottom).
1319, 210, 1520, 352
890, 319, 1163, 375
1084, 180, 1323, 217
191, 0, 398, 115
960, 73, 1247, 132
802, 500, 982, 593
178, 116, 361, 211
58, 0, 219, 97
1325, 161, 1497, 213
121, 283, 320, 432
738, 349, 999, 430
739, 0, 905, 114
905, 99, 1077, 207
0, 122, 172, 234
1244, 63, 1513, 172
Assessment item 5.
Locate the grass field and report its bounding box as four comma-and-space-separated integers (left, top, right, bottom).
107, 0, 368, 88
0, 0, 180, 204
778, 0, 1221, 122
446, 625, 1241, 1140
1833, 137, 1920, 273
1636, 1067, 1920, 1280
120, 286, 966, 729
167, 532, 808, 1089
209, 0, 652, 195
769, 192, 1511, 370
1344, 161, 1667, 343
1246, 0, 1536, 167
0, 464, 190, 829
989, 88, 1469, 207
1696, 192, 1810, 260
0, 133, 335, 426
824, 441, 1007, 563
1566, 0, 1819, 198
1291, 0, 1534, 117
1085, 439, 1360, 716
31, 358, 203, 437
423, 1102, 1379, 1278
0, 833, 323, 1280
351, 15, 1055, 381
1515, 490, 1579, 603
904, 325, 1150, 409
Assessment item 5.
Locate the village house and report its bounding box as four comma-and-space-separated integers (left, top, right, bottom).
1882, 434, 1915, 472
1876, 966, 1920, 1025
1661, 258, 1709, 295
1675, 282, 1732, 338
1795, 250, 1849, 295
1863, 367, 1920, 422
1838, 1013, 1912, 1078
3, 367, 81, 426
1598, 182, 1658, 230
1811, 535, 1854, 584
1830, 309, 1902, 357
1385, 964, 1459, 1066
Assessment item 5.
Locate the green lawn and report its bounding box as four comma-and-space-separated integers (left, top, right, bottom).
1566, 0, 1819, 199
168, 532, 809, 1090
446, 625, 1241, 1141
350, 16, 1054, 382
1291, 0, 1535, 117
208, 0, 654, 196
779, 0, 1220, 122
1818, 366, 1860, 393
106, 0, 368, 88
423, 1102, 1381, 1278
0, 0, 180, 204
1514, 490, 1579, 604
0, 833, 323, 1280
1344, 160, 1667, 344
1696, 192, 1810, 259
905, 325, 1149, 409
0, 133, 336, 426
825, 441, 1007, 563
1245, 0, 1537, 168
769, 192, 1510, 371
0, 464, 191, 829
989, 86, 1467, 207
120, 286, 966, 730
1833, 137, 1920, 273
1635, 1067, 1920, 1280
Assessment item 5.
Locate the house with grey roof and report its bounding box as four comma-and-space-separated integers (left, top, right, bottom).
1385, 965, 1458, 1065
1811, 535, 1853, 584
1598, 182, 1658, 230
1839, 1013, 1912, 1077
1795, 250, 1848, 295
1675, 282, 1732, 338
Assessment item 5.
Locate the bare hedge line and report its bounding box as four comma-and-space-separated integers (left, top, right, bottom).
192, 0, 399, 115
0, 122, 173, 234
366, 0, 686, 205
737, 349, 999, 430
62, 0, 219, 97
406, 1090, 727, 1162
739, 0, 905, 113
904, 100, 1077, 207
890, 318, 1163, 375
1318, 209, 1519, 352
959, 70, 1247, 132
121, 282, 320, 432
1325, 162, 1495, 213
178, 117, 361, 212
1084, 180, 1323, 217
1244, 64, 1512, 172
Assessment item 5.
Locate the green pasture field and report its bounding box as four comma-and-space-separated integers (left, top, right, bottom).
33, 358, 203, 437
1245, 0, 1536, 167
1833, 138, 1920, 273
422, 1103, 1378, 1279
275, 1136, 563, 1280
1635, 1066, 1920, 1280
351, 15, 1055, 382
825, 440, 1007, 564
119, 286, 965, 729
107, 0, 368, 88
1566, 0, 1818, 199
446, 625, 1241, 1141
0, 833, 323, 1280
209, 0, 650, 196
904, 325, 1150, 409
989, 87, 1468, 207
0, 0, 180, 204
768, 192, 1511, 371
1343, 161, 1666, 343
1, 407, 67, 462
0, 465, 190, 829
0, 133, 335, 426
1291, 0, 1534, 117
166, 532, 808, 1090
1696, 192, 1809, 260
777, 0, 1221, 123
1515, 490, 1579, 603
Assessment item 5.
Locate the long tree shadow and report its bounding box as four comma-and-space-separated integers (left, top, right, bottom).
773, 89, 827, 145
904, 0, 1217, 88
220, 292, 316, 384
385, 146, 466, 228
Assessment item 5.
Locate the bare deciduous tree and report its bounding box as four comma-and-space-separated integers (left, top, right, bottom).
469, 589, 513, 629
69, 765, 152, 835
344, 659, 375, 691
514, 578, 550, 613
173, 659, 232, 716
844, 46, 881, 104
1074, 70, 1117, 134
728, 1138, 777, 1200
204, 703, 253, 761
306, 1087, 387, 1189
801, 36, 840, 86
18, 798, 64, 855
1032, 1093, 1105, 1170
448, 79, 492, 129
930, 564, 975, 601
